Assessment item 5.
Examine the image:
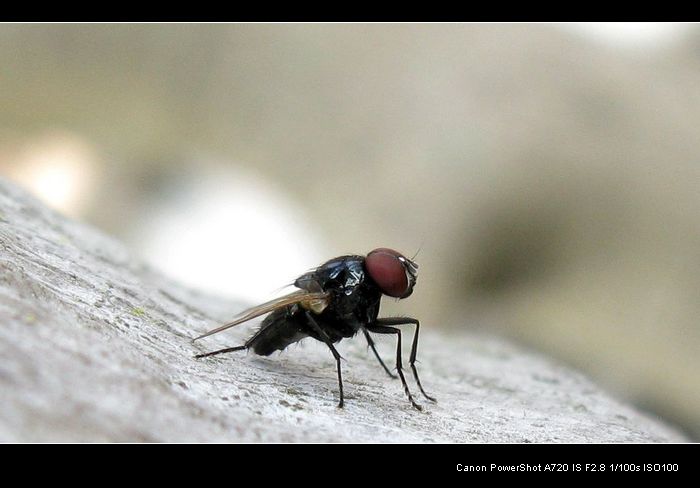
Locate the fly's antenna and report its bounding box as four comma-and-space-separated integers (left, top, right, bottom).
411, 239, 425, 262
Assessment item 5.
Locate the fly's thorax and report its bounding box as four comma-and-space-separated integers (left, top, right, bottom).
312, 256, 380, 322
322, 256, 365, 290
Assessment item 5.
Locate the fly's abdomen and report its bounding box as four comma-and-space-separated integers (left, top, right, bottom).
246, 306, 309, 356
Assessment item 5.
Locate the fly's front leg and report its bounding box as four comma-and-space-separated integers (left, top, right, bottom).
305, 312, 345, 408
366, 324, 422, 411
362, 328, 397, 379
374, 317, 436, 403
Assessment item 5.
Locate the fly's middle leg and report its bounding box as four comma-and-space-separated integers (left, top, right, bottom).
305, 312, 345, 408
362, 328, 397, 379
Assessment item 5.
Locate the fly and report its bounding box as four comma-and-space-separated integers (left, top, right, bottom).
192, 248, 435, 410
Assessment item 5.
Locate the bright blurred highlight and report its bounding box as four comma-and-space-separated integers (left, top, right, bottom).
562, 23, 690, 48
135, 165, 326, 303
2, 132, 98, 217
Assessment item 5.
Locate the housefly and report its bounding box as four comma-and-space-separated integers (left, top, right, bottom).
192, 248, 436, 410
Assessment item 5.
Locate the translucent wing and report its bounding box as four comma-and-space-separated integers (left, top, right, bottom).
192, 289, 330, 342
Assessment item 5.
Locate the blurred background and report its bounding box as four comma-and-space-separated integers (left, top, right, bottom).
1, 23, 699, 439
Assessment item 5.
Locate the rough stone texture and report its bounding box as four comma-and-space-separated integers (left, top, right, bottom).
0, 178, 689, 443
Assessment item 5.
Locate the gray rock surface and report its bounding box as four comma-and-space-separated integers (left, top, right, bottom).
0, 178, 689, 442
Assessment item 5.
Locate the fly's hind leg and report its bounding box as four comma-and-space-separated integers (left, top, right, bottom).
193, 345, 247, 359
192, 328, 251, 359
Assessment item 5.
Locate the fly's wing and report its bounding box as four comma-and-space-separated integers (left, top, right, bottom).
191, 289, 330, 342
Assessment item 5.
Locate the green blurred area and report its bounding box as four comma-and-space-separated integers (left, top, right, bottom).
1, 23, 700, 439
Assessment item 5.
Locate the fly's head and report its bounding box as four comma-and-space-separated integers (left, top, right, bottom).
364, 248, 418, 299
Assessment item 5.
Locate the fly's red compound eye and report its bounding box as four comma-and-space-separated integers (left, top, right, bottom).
365, 248, 418, 298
